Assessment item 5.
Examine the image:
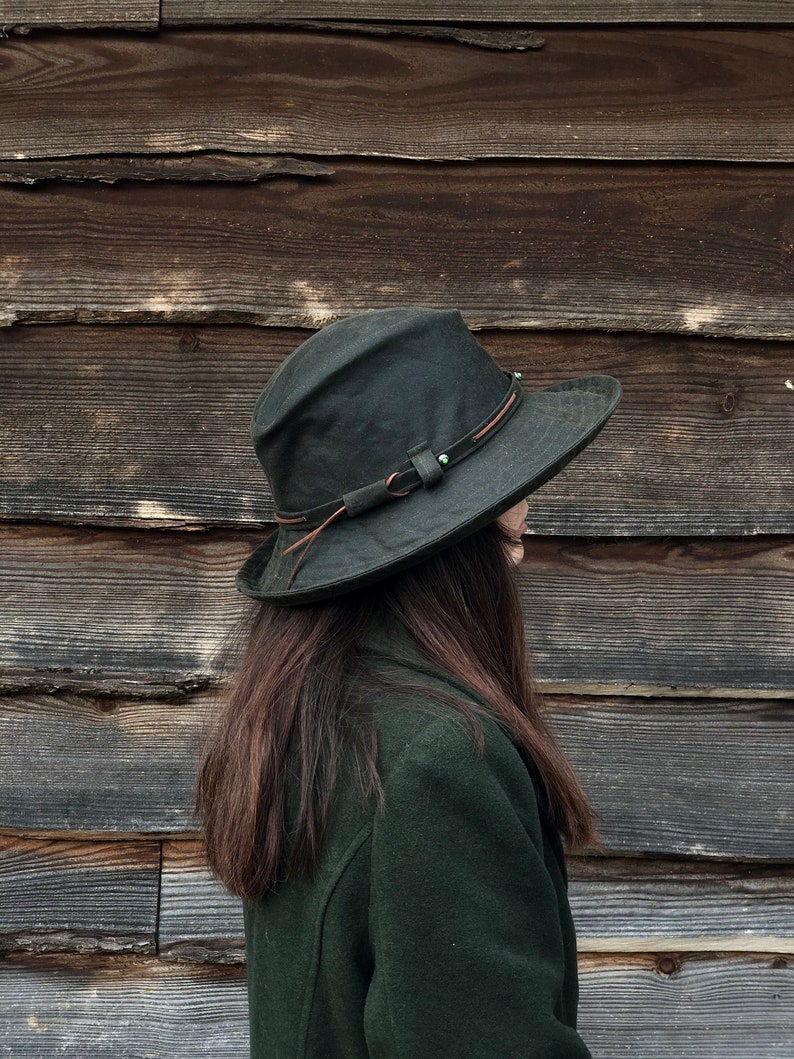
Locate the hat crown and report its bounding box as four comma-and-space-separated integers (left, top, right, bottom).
252, 307, 510, 514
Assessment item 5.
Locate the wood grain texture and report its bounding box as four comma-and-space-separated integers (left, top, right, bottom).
1, 951, 792, 1058
1, 837, 791, 958
1, 954, 248, 1059
0, 2, 157, 30
553, 697, 794, 858
159, 840, 794, 960
0, 837, 159, 953
227, 20, 547, 50
0, 668, 211, 700
160, 2, 794, 24
3, 28, 794, 162
1, 688, 791, 858
575, 953, 794, 1057
568, 856, 794, 954
1, 526, 792, 696
2, 324, 793, 534
2, 161, 793, 338
0, 690, 217, 834
160, 840, 244, 961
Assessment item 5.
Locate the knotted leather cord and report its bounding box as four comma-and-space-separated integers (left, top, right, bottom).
274, 371, 523, 588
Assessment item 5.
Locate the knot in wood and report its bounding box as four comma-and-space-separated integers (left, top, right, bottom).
655, 956, 681, 976
721, 390, 737, 415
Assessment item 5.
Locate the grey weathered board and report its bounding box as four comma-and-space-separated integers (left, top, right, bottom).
1, 528, 793, 696
2, 324, 792, 534
1, 689, 791, 858
3, 28, 794, 162
5, 2, 792, 28
576, 953, 794, 1057
1, 954, 249, 1059
0, 837, 159, 954
1, 951, 792, 1058
567, 856, 794, 954
0, 1, 157, 29
2, 837, 792, 958
2, 162, 793, 339
158, 841, 794, 960
159, 2, 794, 24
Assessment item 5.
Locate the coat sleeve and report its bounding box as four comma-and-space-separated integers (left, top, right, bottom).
364, 714, 593, 1059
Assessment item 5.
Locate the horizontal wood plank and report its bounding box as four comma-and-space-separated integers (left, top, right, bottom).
1, 954, 248, 1058
4, 28, 794, 162
0, 691, 214, 835
1, 526, 792, 697
2, 837, 792, 958
2, 951, 792, 1057
1, 2, 157, 30
569, 856, 794, 954
0, 668, 210, 700
554, 697, 794, 858
2, 324, 793, 535
159, 840, 794, 959
576, 952, 794, 1056
1, 688, 791, 858
2, 162, 793, 338
160, 2, 794, 24
0, 837, 159, 953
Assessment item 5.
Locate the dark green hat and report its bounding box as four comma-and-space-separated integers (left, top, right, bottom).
236, 307, 622, 604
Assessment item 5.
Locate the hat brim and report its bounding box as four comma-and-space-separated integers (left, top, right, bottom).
236, 374, 622, 604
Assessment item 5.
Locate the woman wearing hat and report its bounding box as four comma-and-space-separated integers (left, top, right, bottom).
196, 307, 622, 1058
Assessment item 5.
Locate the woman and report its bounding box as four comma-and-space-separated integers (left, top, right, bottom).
196, 307, 622, 1058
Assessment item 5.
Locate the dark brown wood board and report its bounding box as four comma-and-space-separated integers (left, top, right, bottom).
1, 951, 792, 1057
2, 162, 793, 339
3, 28, 794, 162
2, 689, 791, 858
1, 527, 793, 696
2, 324, 792, 534
2, 526, 792, 695
159, 2, 794, 24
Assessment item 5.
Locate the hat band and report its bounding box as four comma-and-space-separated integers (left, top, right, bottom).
274, 371, 524, 589
273, 371, 524, 531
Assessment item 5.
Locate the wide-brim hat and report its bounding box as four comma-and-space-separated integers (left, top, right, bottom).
236, 307, 622, 604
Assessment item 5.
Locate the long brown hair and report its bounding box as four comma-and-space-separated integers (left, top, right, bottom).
195, 519, 603, 901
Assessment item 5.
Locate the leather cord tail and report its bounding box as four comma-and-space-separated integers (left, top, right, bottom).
283, 505, 347, 589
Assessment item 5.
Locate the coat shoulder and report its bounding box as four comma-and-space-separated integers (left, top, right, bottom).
373, 699, 548, 848
351, 620, 545, 816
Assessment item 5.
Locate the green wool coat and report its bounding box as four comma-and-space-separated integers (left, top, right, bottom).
243, 616, 593, 1058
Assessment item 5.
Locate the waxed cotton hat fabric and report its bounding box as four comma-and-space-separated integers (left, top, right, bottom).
236, 307, 622, 604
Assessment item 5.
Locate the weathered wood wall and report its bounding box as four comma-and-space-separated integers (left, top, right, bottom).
1, 5, 792, 1056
